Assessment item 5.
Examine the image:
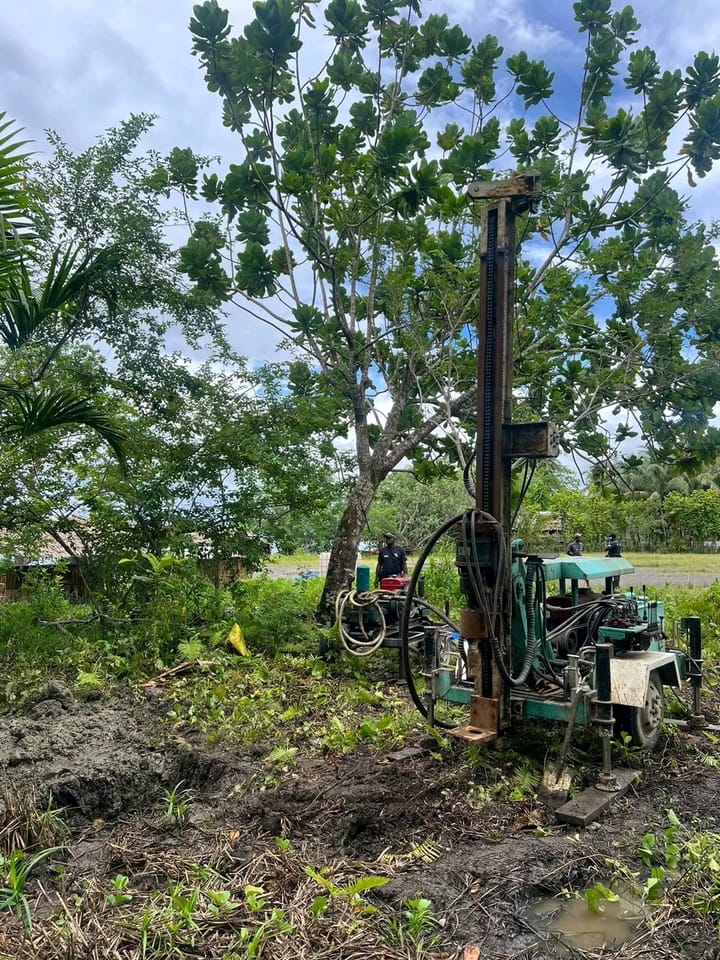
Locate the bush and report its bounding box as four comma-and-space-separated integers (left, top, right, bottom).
231, 576, 322, 655
421, 546, 464, 618
659, 582, 720, 661
109, 551, 235, 668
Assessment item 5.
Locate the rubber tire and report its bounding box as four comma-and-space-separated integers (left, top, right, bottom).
616, 672, 665, 750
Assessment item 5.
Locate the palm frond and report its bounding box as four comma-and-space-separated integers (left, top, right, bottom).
0, 245, 117, 351
0, 112, 36, 283
0, 385, 127, 466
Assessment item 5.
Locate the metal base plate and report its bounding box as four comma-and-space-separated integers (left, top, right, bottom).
555, 768, 639, 826
448, 725, 498, 744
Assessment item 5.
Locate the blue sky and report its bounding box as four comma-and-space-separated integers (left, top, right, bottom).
3, 0, 720, 372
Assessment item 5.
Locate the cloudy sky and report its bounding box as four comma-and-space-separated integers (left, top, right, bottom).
3, 0, 720, 367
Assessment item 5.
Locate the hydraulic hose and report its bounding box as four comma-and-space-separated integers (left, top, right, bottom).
400, 512, 467, 728
490, 556, 542, 689
335, 589, 387, 657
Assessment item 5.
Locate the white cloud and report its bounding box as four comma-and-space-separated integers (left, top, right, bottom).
438, 0, 575, 58
3, 0, 719, 370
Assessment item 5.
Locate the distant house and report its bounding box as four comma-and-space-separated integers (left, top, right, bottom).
0, 529, 86, 601
537, 512, 564, 538
186, 534, 248, 587
0, 525, 254, 601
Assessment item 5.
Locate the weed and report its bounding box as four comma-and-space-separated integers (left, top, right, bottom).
0, 845, 63, 931
229, 907, 293, 958
106, 873, 133, 907
76, 669, 104, 690
387, 897, 441, 948
163, 782, 193, 827
206, 889, 240, 915
274, 836, 294, 855
401, 896, 439, 938
0, 789, 67, 855
585, 881, 620, 914
305, 865, 390, 916
244, 884, 267, 913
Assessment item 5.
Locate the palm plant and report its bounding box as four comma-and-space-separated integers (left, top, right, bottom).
621, 460, 689, 502
0, 112, 126, 464
0, 112, 35, 289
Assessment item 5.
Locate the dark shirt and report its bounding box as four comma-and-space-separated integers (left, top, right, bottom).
606, 539, 622, 557
377, 545, 407, 578
567, 541, 583, 556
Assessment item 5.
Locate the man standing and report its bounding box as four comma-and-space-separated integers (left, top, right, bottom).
567, 534, 584, 556
605, 534, 622, 557
605, 533, 622, 591
375, 533, 408, 586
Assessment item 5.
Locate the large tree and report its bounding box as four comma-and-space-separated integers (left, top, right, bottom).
0, 116, 340, 579
177, 0, 720, 615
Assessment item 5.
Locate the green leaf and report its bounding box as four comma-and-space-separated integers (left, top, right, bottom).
573, 0, 612, 33
685, 51, 720, 108
682, 93, 720, 177
235, 241, 277, 297
167, 147, 199, 194
625, 46, 659, 94
236, 209, 270, 245
325, 0, 369, 52
244, 0, 302, 72
0, 386, 127, 465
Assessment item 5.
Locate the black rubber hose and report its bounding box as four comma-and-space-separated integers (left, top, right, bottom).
400, 512, 466, 728
489, 552, 538, 688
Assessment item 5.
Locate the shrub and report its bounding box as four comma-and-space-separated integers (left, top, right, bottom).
231, 577, 322, 655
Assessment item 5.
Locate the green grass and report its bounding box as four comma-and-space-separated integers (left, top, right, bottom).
622, 552, 720, 574
268, 550, 720, 577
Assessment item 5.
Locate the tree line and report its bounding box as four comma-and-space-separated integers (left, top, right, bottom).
3, 0, 720, 614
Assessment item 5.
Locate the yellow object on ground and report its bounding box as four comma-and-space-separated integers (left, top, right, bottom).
227, 623, 249, 656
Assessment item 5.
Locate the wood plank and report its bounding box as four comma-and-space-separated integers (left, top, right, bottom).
555, 768, 640, 826
448, 725, 498, 744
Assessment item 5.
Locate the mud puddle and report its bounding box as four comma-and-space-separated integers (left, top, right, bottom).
527, 888, 648, 955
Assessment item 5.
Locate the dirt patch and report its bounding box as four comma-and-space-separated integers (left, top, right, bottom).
0, 687, 718, 959
0, 683, 232, 818
622, 565, 720, 590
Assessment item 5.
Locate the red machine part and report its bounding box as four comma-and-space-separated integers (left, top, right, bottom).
380, 576, 410, 592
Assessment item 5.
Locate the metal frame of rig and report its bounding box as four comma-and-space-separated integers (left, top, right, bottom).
336, 174, 706, 826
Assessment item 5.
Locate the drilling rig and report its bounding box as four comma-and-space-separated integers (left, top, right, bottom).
337, 174, 704, 825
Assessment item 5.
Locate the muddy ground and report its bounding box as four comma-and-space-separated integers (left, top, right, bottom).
0, 678, 718, 959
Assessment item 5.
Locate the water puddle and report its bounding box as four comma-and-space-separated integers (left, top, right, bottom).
527, 888, 648, 955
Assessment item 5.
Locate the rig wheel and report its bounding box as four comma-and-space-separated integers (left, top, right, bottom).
616, 672, 665, 750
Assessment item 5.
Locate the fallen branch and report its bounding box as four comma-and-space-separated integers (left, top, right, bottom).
139, 660, 216, 687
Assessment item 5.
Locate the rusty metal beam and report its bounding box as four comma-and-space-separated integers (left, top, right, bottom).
504, 421, 561, 459
466, 173, 541, 211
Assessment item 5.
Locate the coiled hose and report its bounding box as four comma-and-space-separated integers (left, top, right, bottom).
335, 589, 389, 657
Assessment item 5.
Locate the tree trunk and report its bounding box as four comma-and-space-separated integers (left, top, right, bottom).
317, 473, 381, 622
316, 386, 477, 622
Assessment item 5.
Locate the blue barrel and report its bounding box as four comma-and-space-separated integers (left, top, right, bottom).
356, 565, 371, 591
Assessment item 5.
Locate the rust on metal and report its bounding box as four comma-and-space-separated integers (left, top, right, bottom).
503, 421, 561, 458
460, 608, 487, 637
466, 172, 541, 211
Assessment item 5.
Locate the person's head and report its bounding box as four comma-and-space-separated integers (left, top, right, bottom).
574, 534, 582, 542
608, 533, 617, 540
384, 532, 396, 545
